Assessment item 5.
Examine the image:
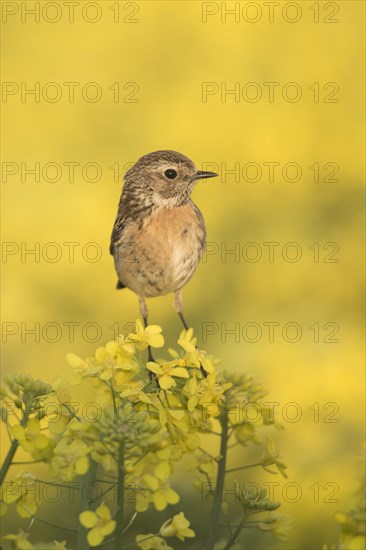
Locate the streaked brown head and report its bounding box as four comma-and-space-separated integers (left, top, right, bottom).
124, 150, 218, 206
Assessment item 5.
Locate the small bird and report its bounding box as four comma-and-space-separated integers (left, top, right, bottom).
110, 150, 218, 340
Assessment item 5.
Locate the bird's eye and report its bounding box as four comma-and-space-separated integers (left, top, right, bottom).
164, 169, 177, 180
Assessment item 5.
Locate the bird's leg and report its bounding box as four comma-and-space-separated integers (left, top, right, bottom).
178, 312, 189, 331
173, 290, 189, 331
138, 295, 155, 364
173, 290, 208, 377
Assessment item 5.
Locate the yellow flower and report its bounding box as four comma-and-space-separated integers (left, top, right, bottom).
152, 485, 180, 511
3, 532, 67, 550
1, 471, 33, 504
15, 492, 37, 519
146, 361, 189, 390
177, 431, 201, 452
141, 463, 180, 512
96, 338, 136, 364
67, 338, 138, 386
66, 352, 99, 385
136, 534, 173, 550
177, 329, 215, 373
28, 438, 56, 462
79, 502, 116, 547
234, 423, 257, 445
47, 404, 72, 435
0, 471, 38, 518
47, 379, 75, 434
147, 394, 185, 426
177, 328, 197, 353
11, 419, 49, 453
95, 340, 137, 381
159, 511, 195, 541
51, 438, 90, 481
197, 373, 232, 414
128, 320, 164, 351
261, 438, 288, 478
52, 377, 71, 402
258, 513, 293, 541
183, 376, 200, 411
91, 444, 117, 474
3, 530, 34, 549
120, 380, 153, 405
159, 406, 185, 427
184, 375, 222, 420
194, 450, 216, 474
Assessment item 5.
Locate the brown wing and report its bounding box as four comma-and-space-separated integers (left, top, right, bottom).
110, 211, 127, 290
109, 212, 125, 256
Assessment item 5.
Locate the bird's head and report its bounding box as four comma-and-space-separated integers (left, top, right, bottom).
124, 150, 218, 206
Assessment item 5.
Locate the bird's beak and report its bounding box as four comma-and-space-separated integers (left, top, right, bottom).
193, 170, 219, 181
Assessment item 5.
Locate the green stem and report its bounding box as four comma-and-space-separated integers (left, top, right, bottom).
94, 538, 116, 548
222, 511, 248, 550
198, 447, 219, 461
89, 484, 114, 505
204, 409, 229, 550
35, 479, 81, 490
77, 459, 98, 550
5, 420, 13, 442
0, 410, 30, 486
226, 462, 263, 473
31, 515, 76, 533
0, 439, 19, 485
221, 511, 234, 536
63, 402, 81, 422
115, 438, 125, 548
12, 459, 44, 465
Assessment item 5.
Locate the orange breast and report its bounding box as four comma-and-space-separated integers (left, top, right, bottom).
115, 204, 206, 297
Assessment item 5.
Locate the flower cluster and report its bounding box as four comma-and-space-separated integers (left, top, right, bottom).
1, 322, 289, 549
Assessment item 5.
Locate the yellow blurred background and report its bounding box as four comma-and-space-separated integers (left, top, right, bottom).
1, 1, 364, 548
